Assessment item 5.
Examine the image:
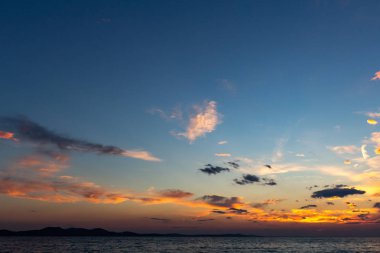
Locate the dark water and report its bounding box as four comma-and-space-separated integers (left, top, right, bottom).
0, 237, 379, 253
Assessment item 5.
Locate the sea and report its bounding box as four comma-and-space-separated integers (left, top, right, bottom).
0, 237, 379, 253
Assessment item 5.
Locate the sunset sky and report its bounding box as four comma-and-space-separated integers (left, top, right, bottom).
1, 0, 380, 236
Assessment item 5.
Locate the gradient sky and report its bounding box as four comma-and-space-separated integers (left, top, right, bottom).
1, 0, 380, 236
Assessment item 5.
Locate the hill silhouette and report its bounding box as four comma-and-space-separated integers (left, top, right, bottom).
0, 227, 260, 237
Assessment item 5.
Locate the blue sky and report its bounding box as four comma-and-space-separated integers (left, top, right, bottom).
0, 0, 380, 235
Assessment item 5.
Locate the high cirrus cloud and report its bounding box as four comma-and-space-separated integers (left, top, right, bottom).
311, 187, 366, 199
371, 70, 380, 80
177, 101, 220, 142
0, 116, 160, 161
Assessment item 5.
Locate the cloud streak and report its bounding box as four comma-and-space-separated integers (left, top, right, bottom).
0, 116, 160, 161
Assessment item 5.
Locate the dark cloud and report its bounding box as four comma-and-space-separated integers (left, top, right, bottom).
228, 207, 249, 215
306, 185, 319, 190
311, 187, 366, 199
158, 189, 193, 198
226, 161, 239, 169
262, 177, 277, 186
199, 164, 230, 175
374, 202, 380, 209
197, 218, 215, 222
198, 195, 242, 208
326, 202, 335, 205
264, 164, 272, 169
149, 217, 170, 222
300, 205, 317, 209
212, 210, 226, 214
0, 116, 159, 161
234, 174, 276, 186
234, 174, 260, 185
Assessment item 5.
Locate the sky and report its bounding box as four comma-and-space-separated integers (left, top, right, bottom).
0, 0, 380, 236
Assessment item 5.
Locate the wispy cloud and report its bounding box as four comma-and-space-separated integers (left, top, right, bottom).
177, 101, 220, 143
327, 145, 359, 155
361, 145, 370, 160
0, 153, 129, 203
371, 70, 380, 80
217, 140, 227, 145
158, 189, 193, 199
366, 112, 380, 118
214, 153, 231, 157
0, 116, 160, 161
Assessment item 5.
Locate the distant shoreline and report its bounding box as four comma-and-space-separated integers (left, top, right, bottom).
0, 227, 261, 237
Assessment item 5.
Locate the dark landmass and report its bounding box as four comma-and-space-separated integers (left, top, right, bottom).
0, 227, 261, 237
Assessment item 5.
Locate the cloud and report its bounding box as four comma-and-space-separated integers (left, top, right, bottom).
214, 153, 231, 157
327, 145, 359, 154
228, 207, 249, 215
196, 218, 215, 222
199, 164, 230, 175
0, 131, 18, 141
226, 161, 240, 169
149, 217, 171, 222
149, 106, 183, 122
366, 112, 380, 118
374, 203, 380, 209
295, 153, 305, 157
371, 132, 380, 145
158, 189, 193, 199
367, 119, 378, 125
0, 154, 129, 204
218, 140, 227, 145
371, 70, 380, 80
120, 150, 161, 161
251, 199, 285, 209
0, 116, 160, 161
198, 195, 242, 208
299, 205, 317, 209
177, 101, 220, 142
326, 202, 335, 205
361, 145, 370, 160
311, 187, 366, 199
234, 174, 277, 186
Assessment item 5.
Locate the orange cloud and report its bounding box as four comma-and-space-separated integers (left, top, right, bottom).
371, 70, 380, 80
0, 131, 17, 141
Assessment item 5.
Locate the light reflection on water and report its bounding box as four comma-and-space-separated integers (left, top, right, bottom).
0, 237, 379, 253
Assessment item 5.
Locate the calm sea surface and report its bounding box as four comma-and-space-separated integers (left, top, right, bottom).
0, 237, 379, 253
